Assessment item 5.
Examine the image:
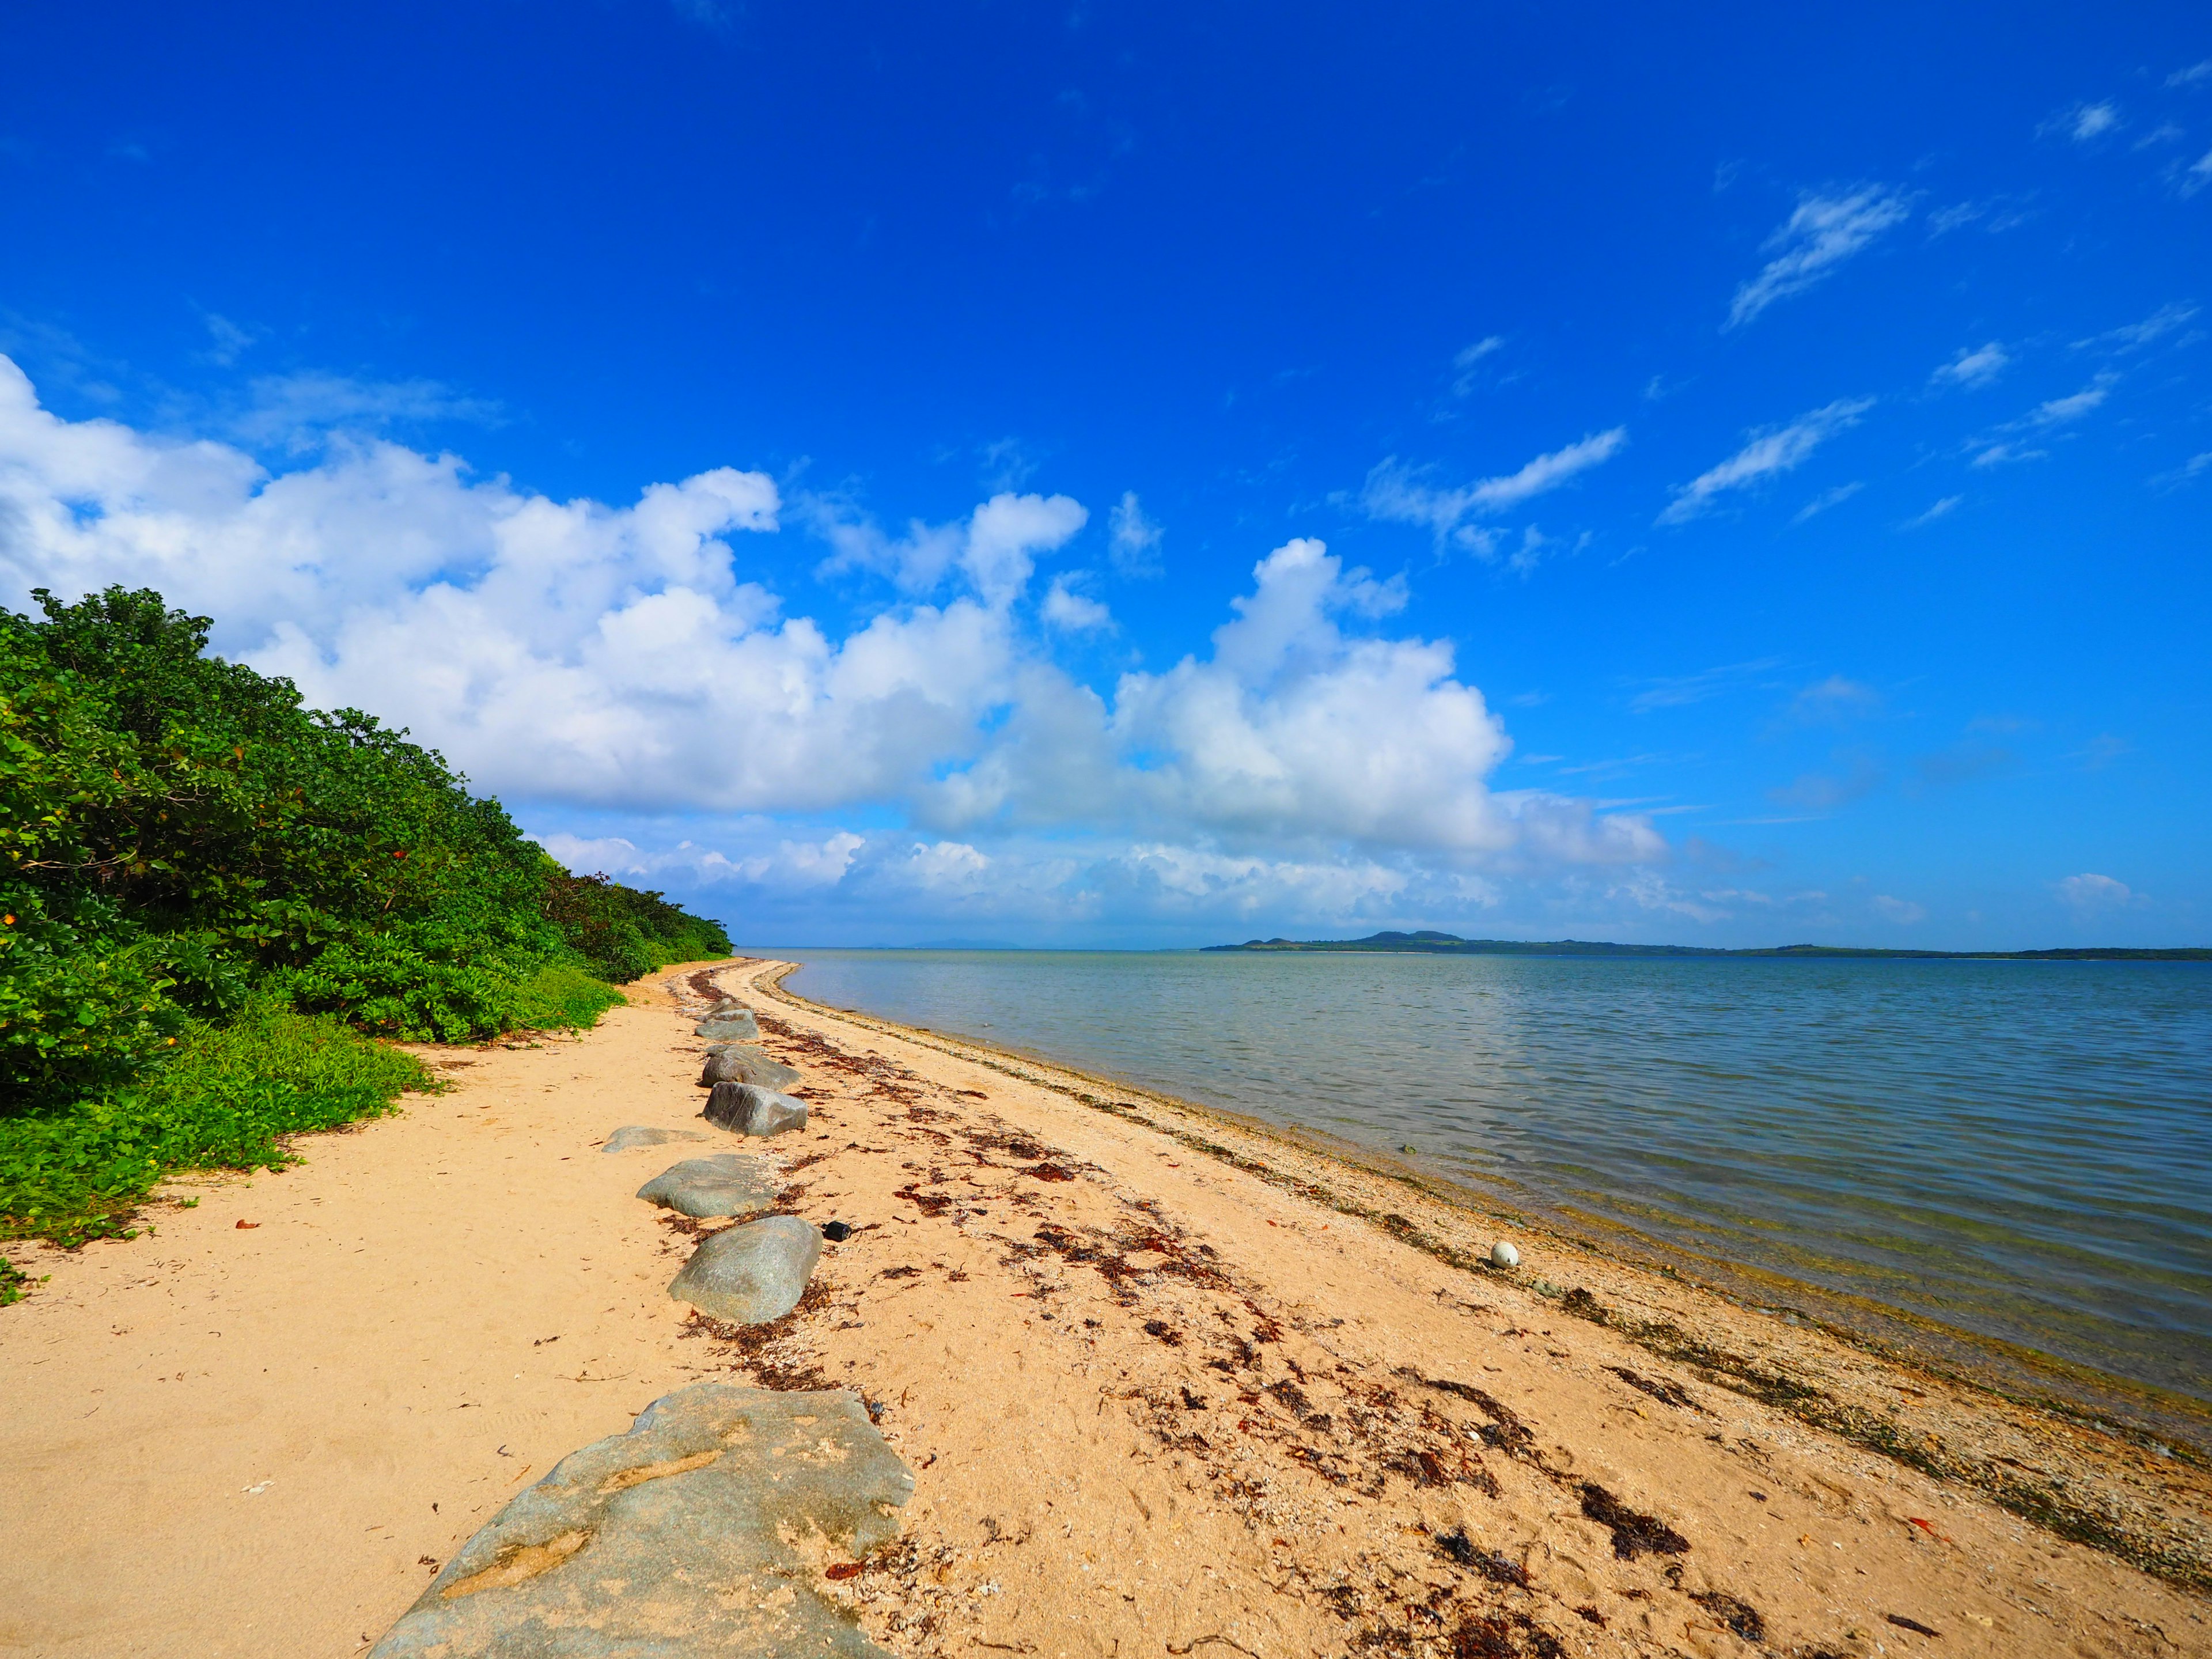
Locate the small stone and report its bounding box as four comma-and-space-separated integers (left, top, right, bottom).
704, 1081, 809, 1138
636, 1155, 779, 1219
696, 1010, 760, 1041
1488, 1241, 1520, 1269
368, 1382, 910, 1658
669, 1214, 822, 1323
603, 1125, 711, 1154
699, 1044, 801, 1090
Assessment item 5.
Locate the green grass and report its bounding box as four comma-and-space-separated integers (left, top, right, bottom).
1, 996, 435, 1252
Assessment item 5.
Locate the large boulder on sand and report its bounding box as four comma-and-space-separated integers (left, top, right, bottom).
695, 1010, 760, 1041
602, 1124, 710, 1154
367, 1382, 911, 1659
704, 1081, 809, 1138
668, 1214, 822, 1324
699, 1043, 800, 1090
636, 1154, 779, 1219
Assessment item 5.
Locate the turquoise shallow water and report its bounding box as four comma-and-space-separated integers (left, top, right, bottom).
774, 948, 2212, 1410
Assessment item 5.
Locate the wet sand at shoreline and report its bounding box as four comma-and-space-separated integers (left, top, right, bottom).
1, 957, 2206, 1658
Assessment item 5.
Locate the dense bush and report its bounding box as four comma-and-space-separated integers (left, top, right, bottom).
0, 586, 730, 1255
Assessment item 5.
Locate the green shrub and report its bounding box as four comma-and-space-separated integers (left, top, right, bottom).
0, 586, 731, 1253
0, 997, 432, 1247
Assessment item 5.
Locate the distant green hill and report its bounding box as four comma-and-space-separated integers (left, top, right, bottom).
1206, 930, 2210, 961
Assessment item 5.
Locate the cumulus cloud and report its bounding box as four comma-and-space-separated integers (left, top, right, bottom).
812, 489, 1086, 606
1659, 398, 1873, 524
2054, 872, 2137, 914
1361, 427, 1627, 552
0, 357, 1669, 929
1040, 573, 1113, 631
1931, 342, 2009, 389
1726, 187, 1910, 329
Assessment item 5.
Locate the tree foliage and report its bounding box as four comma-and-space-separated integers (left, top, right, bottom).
1, 586, 731, 1247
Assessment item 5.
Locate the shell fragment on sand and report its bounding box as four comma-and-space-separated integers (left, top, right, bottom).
601, 1125, 711, 1154
699, 1043, 801, 1090
695, 1009, 760, 1041
668, 1214, 822, 1324
704, 1081, 809, 1138
635, 1154, 779, 1219
369, 1382, 911, 1659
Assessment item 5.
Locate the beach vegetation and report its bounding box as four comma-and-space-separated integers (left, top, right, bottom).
0, 586, 730, 1257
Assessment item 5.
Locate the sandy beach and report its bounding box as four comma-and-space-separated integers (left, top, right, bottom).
2, 957, 2206, 1659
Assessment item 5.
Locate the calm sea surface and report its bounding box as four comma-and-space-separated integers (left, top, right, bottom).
775, 949, 2212, 1411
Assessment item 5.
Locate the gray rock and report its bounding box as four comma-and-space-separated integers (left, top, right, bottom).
704, 1081, 809, 1138
368, 1381, 911, 1659
636, 1154, 778, 1219
699, 1043, 800, 1090
668, 1214, 822, 1323
601, 1125, 711, 1154
695, 1010, 760, 1041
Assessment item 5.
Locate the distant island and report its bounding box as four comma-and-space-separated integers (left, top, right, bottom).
1205, 930, 2210, 961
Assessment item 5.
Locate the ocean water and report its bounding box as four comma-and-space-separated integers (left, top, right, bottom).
777, 948, 2212, 1415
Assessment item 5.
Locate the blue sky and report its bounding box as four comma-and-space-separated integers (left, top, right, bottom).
1, 1, 2206, 947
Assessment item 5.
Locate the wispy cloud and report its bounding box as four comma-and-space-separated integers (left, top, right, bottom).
2181, 149, 2212, 198
1362, 427, 1628, 552
2153, 451, 2212, 489
2074, 302, 2198, 353
2043, 101, 2120, 142
1450, 336, 1506, 396
1931, 340, 2009, 389
1788, 675, 1881, 723
1658, 397, 1872, 524
1627, 657, 1783, 714
2025, 373, 2118, 427
222, 372, 503, 452
1874, 894, 1927, 924
1108, 490, 1164, 577
1767, 752, 1884, 813
2166, 60, 2212, 89
1791, 482, 1862, 523
1899, 495, 1963, 529
1727, 187, 1910, 329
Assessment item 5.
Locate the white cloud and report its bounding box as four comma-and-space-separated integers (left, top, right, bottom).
812, 490, 1086, 607
2183, 149, 2212, 197
1873, 894, 1927, 924
2169, 60, 2212, 89
1899, 495, 1963, 529
1450, 336, 1506, 395
1791, 482, 1862, 522
2027, 375, 2117, 427
1970, 441, 2045, 468
1041, 573, 1114, 631
2054, 872, 2137, 914
1726, 187, 1910, 329
2074, 303, 2199, 353
225, 372, 503, 453
1107, 490, 1162, 576
2047, 101, 2120, 142
0, 357, 1668, 904
1362, 427, 1627, 552
1789, 675, 1881, 722
1931, 341, 2009, 389
1658, 397, 1873, 524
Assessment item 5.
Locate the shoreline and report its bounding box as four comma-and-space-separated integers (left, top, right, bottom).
0, 955, 2205, 1657
770, 951, 2212, 1450
754, 959, 2212, 1597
